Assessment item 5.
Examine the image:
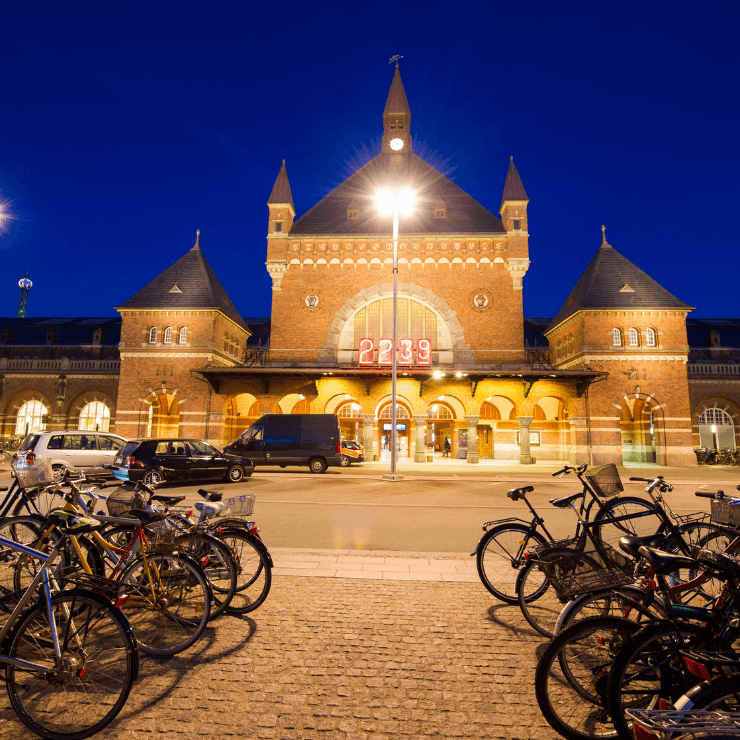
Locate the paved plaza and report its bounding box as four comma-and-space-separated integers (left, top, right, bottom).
0, 551, 560, 740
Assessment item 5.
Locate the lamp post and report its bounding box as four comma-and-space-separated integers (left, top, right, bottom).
377, 189, 414, 480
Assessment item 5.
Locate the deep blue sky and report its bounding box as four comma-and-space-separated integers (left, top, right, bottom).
1, 1, 738, 321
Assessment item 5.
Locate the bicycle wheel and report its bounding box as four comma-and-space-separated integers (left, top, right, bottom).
220, 528, 272, 614
476, 523, 547, 603
173, 531, 237, 620
6, 589, 138, 740
516, 548, 604, 638
535, 615, 640, 740
12, 487, 66, 518
555, 585, 666, 634
117, 552, 210, 655
591, 496, 661, 549
606, 619, 704, 740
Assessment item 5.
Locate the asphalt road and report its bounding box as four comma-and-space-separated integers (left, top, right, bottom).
1, 463, 736, 553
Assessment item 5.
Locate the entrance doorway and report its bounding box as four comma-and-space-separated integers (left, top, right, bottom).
337, 401, 363, 442
426, 402, 455, 457
698, 408, 735, 450
477, 425, 492, 458
378, 403, 410, 459
620, 399, 658, 464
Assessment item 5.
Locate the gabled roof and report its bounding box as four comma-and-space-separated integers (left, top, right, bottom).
290, 152, 505, 236
267, 160, 294, 209
117, 234, 247, 330
384, 63, 410, 116
500, 156, 528, 208
547, 229, 693, 332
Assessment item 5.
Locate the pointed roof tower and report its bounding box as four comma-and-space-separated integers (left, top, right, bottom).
267, 160, 294, 212
117, 231, 247, 329
547, 226, 692, 332
382, 60, 412, 155
500, 156, 529, 209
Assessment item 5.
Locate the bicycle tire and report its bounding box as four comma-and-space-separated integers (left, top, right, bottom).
591, 496, 661, 549
12, 486, 66, 519
220, 528, 272, 614
535, 615, 641, 740
6, 588, 138, 740
555, 585, 666, 634
476, 522, 548, 603
117, 551, 210, 655
173, 531, 237, 620
606, 619, 705, 740
516, 548, 604, 638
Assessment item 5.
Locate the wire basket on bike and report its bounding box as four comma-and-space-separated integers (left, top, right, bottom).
584, 463, 624, 499
529, 537, 635, 601
11, 459, 53, 489
106, 485, 146, 518
224, 494, 256, 518
711, 498, 740, 528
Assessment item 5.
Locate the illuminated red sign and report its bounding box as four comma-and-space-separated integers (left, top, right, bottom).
357, 339, 431, 366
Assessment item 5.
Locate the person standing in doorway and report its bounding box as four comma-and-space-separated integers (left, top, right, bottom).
444, 437, 451, 457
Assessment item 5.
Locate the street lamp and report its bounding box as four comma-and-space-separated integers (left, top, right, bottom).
377, 188, 415, 480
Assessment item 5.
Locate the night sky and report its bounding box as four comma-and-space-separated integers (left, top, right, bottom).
1, 2, 738, 322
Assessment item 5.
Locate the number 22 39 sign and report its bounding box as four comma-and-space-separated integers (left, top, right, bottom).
358, 339, 431, 366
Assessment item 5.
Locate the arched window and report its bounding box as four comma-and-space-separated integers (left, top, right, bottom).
15, 400, 48, 436
646, 328, 656, 347
353, 297, 438, 349
163, 327, 172, 344
178, 327, 187, 344
337, 403, 362, 418
612, 328, 622, 347
379, 404, 409, 419
78, 400, 111, 432
698, 407, 735, 450
629, 328, 639, 346
148, 327, 157, 344
427, 404, 453, 420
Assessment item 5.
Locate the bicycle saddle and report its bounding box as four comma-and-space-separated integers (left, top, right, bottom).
197, 489, 223, 502
126, 509, 168, 526
618, 533, 668, 558
507, 486, 534, 501
549, 492, 583, 508
150, 494, 186, 506
637, 546, 697, 574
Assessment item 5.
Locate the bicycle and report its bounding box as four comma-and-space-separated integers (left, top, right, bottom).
0, 458, 69, 518
473, 463, 659, 604
0, 510, 138, 739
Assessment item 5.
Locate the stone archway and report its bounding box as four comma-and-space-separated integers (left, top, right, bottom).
319, 282, 471, 364
618, 395, 665, 465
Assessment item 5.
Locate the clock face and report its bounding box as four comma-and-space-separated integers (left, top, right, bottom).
390, 137, 404, 151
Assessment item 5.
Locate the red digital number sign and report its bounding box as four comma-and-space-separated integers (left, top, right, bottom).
417, 338, 431, 365
358, 338, 374, 366
357, 339, 432, 366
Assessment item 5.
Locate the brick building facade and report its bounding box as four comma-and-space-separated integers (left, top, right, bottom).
1, 65, 737, 467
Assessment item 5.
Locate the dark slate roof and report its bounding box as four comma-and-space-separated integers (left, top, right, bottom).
267, 160, 294, 209
384, 64, 410, 115
547, 234, 693, 332
117, 241, 248, 330
686, 318, 740, 348
0, 317, 121, 346
500, 156, 528, 208
290, 152, 505, 236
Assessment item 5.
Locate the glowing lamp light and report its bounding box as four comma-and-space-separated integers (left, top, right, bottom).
376, 190, 394, 216
433, 371, 443, 379
711, 424, 717, 433
455, 372, 463, 378
398, 189, 415, 216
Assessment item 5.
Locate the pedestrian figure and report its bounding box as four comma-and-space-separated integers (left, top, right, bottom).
444, 438, 451, 457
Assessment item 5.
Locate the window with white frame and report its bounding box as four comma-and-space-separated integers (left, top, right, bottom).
629, 328, 639, 346
163, 327, 172, 344
78, 400, 111, 432
178, 327, 187, 344
612, 328, 622, 346
15, 400, 48, 435
646, 328, 656, 347
148, 327, 157, 344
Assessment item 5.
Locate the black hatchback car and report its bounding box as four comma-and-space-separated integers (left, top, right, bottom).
113, 439, 254, 485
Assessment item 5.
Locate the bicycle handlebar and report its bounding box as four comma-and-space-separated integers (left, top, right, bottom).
695, 490, 724, 499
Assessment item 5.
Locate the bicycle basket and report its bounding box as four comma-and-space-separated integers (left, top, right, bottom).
584, 463, 624, 499
12, 458, 54, 489
223, 494, 255, 518
529, 538, 635, 601
106, 485, 146, 518
711, 498, 740, 528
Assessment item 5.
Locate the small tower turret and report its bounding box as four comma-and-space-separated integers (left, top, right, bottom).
17, 273, 32, 318
267, 160, 295, 236
500, 156, 529, 233
382, 59, 412, 157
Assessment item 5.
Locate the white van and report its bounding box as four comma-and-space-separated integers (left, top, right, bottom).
16, 430, 127, 478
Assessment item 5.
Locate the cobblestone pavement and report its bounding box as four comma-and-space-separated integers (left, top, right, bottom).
0, 553, 560, 740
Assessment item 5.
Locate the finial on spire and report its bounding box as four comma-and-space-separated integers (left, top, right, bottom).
388, 54, 403, 69
601, 225, 606, 242
195, 229, 200, 249
510, 155, 514, 161
282, 159, 285, 166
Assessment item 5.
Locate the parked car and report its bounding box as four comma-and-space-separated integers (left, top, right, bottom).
16, 430, 128, 479
340, 440, 365, 466
224, 414, 342, 473
113, 438, 254, 485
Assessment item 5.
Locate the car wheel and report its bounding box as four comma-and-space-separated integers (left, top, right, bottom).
340, 455, 351, 467
51, 465, 65, 483
227, 465, 244, 483
142, 469, 163, 486
309, 457, 327, 474
279, 464, 287, 468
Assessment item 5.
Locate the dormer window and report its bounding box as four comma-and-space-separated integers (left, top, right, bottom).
347, 209, 359, 220
433, 200, 447, 219
274, 222, 282, 233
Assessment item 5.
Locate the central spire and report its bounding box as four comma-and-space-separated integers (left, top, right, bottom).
382, 60, 411, 155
